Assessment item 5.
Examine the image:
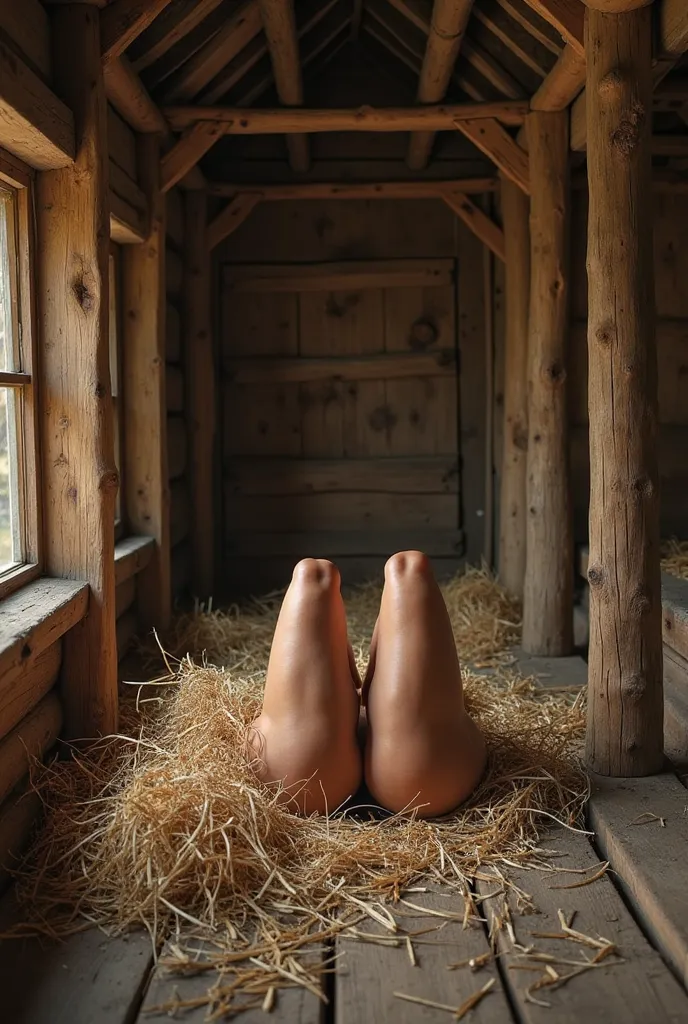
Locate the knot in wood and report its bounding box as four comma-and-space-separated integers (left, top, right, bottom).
545, 360, 566, 384
629, 588, 651, 617
95, 382, 107, 399
72, 274, 95, 313
409, 318, 438, 350
67, 486, 78, 504
369, 405, 397, 433
598, 68, 625, 97
595, 321, 616, 348
100, 470, 120, 494
611, 104, 646, 157
512, 422, 528, 452
632, 475, 654, 500
587, 563, 606, 589
621, 673, 646, 703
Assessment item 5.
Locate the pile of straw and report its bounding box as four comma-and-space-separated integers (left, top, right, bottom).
661, 538, 688, 580
13, 568, 587, 1016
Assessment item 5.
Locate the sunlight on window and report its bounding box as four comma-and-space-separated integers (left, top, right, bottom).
0, 189, 21, 575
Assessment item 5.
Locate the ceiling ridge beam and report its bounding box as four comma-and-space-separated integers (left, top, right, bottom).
258, 0, 309, 173
407, 0, 475, 169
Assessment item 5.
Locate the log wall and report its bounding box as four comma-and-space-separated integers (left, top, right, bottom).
166, 187, 191, 598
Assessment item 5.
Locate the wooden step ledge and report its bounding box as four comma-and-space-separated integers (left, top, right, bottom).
661, 571, 688, 660
114, 536, 155, 587
0, 579, 89, 684
587, 772, 688, 990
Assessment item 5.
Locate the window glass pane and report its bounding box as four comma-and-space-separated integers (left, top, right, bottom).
0, 387, 20, 573
0, 190, 16, 372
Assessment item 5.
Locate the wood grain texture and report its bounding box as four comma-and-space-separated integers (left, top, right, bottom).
226, 528, 464, 557
522, 110, 572, 656
139, 937, 323, 1022
225, 352, 456, 384
0, 642, 62, 744
0, 37, 74, 169
521, 0, 584, 52
530, 44, 586, 112
585, 9, 663, 776
335, 890, 512, 1023
660, 0, 688, 56
209, 179, 498, 199
224, 259, 455, 292
0, 0, 52, 81
165, 101, 529, 131
184, 191, 215, 599
0, 693, 62, 805
103, 55, 167, 133
226, 457, 459, 494
499, 178, 529, 598
37, 6, 118, 739
662, 571, 688, 660
208, 193, 263, 250
0, 578, 88, 682
258, 0, 309, 172
479, 824, 688, 1021
123, 134, 172, 633
588, 773, 688, 988
407, 0, 475, 169
131, 0, 226, 72
454, 118, 530, 194
100, 0, 174, 62
441, 191, 505, 261
0, 890, 154, 1022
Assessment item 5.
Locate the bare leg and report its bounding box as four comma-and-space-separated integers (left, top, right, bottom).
364, 552, 486, 817
247, 559, 362, 815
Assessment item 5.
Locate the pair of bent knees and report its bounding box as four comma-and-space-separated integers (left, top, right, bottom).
291, 550, 430, 592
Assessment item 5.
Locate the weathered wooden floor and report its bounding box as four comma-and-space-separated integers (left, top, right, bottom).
2, 651, 688, 1023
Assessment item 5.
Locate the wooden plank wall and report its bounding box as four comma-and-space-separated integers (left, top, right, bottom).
216, 199, 489, 593
567, 190, 688, 544
166, 187, 191, 599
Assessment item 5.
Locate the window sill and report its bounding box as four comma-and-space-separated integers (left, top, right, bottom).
114, 536, 155, 587
0, 578, 89, 682
0, 564, 41, 604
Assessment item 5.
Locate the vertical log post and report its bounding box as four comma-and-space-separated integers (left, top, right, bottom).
185, 191, 215, 600
37, 4, 118, 737
522, 110, 573, 655
585, 5, 663, 776
499, 176, 530, 598
123, 134, 172, 634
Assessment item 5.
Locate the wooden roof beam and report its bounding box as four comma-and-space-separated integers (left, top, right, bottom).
100, 0, 174, 63
207, 178, 499, 198
258, 0, 309, 173
208, 193, 263, 250
407, 0, 475, 170
454, 118, 530, 193
165, 100, 529, 131
132, 0, 226, 72
520, 0, 585, 55
104, 55, 205, 188
163, 0, 263, 102
161, 121, 226, 192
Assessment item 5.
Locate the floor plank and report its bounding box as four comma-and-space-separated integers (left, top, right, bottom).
334, 889, 514, 1023
588, 772, 688, 989
478, 826, 688, 1021
510, 652, 588, 690
137, 938, 325, 1022
0, 891, 153, 1024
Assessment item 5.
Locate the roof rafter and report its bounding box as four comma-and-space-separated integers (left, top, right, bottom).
101, 0, 174, 63
408, 0, 475, 169
520, 0, 584, 56
133, 0, 227, 72
258, 0, 309, 173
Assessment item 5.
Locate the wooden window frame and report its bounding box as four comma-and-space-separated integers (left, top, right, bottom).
109, 242, 126, 541
0, 149, 41, 602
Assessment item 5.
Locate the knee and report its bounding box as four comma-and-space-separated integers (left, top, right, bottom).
384, 550, 431, 580
292, 558, 340, 591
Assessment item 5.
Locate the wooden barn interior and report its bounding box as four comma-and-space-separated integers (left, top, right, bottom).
1, 0, 688, 1020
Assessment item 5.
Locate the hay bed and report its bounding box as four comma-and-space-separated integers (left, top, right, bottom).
661, 539, 688, 580
12, 569, 591, 1018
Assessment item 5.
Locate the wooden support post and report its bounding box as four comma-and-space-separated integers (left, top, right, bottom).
257, 0, 309, 173
184, 191, 215, 600
37, 5, 118, 738
407, 0, 474, 169
122, 134, 172, 634
499, 177, 530, 599
521, 110, 572, 656
585, 6, 663, 776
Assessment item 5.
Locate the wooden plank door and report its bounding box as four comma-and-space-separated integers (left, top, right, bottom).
221, 259, 463, 593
